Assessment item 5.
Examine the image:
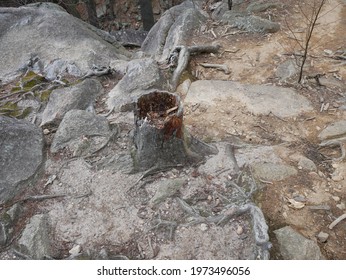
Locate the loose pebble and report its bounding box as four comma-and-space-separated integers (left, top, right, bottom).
43, 128, 50, 135
332, 196, 340, 202
287, 198, 305, 209
293, 194, 306, 202
69, 244, 81, 256
236, 225, 244, 235
200, 223, 208, 231
336, 202, 346, 210
332, 175, 344, 182
317, 232, 329, 243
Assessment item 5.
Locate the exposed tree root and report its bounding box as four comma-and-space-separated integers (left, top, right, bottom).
170, 44, 220, 91
319, 139, 346, 162
199, 63, 230, 74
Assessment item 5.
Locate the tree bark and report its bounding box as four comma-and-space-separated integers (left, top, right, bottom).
85, 0, 99, 28
139, 0, 155, 31
132, 90, 217, 171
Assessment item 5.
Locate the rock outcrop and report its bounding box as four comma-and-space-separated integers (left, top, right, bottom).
0, 3, 130, 83
0, 116, 43, 204
41, 78, 103, 126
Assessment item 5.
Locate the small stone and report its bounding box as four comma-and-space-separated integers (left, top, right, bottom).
297, 157, 317, 171
336, 202, 346, 210
332, 196, 340, 202
236, 225, 244, 235
287, 198, 305, 209
69, 244, 81, 256
98, 248, 108, 259
332, 175, 344, 182
200, 223, 208, 231
43, 128, 50, 135
317, 232, 329, 243
324, 49, 333, 55
293, 194, 306, 202
318, 171, 324, 178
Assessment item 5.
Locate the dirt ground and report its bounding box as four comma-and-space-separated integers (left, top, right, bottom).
179, 0, 346, 259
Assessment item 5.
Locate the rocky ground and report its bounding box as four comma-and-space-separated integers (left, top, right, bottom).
0, 0, 345, 260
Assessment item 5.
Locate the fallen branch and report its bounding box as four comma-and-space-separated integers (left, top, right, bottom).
0, 190, 92, 210
224, 48, 240, 53
81, 66, 112, 80
199, 63, 230, 74
269, 111, 288, 122
329, 213, 346, 229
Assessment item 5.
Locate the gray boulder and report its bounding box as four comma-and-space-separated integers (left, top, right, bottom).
222, 12, 280, 33
41, 78, 103, 126
51, 109, 112, 156
318, 120, 346, 141
110, 29, 148, 47
141, 1, 206, 60
274, 226, 325, 260
276, 59, 298, 81
185, 80, 313, 118
0, 116, 43, 204
246, 2, 282, 13
107, 58, 164, 112
17, 214, 54, 259
252, 162, 297, 181
0, 3, 130, 83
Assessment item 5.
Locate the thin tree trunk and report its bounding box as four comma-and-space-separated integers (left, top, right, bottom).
139, 0, 155, 31
85, 0, 99, 28
298, 0, 326, 83
228, 0, 232, 10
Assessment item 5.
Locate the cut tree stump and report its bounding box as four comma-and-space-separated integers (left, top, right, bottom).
133, 90, 217, 171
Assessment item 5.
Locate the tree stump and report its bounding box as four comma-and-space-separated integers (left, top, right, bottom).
133, 90, 217, 171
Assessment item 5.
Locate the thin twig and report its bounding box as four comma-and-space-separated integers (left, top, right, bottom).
329, 213, 346, 229
199, 63, 230, 74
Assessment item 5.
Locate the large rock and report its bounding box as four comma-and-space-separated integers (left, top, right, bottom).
318, 120, 346, 141
41, 78, 103, 126
274, 226, 325, 260
246, 2, 282, 13
0, 3, 130, 83
185, 80, 313, 118
141, 1, 206, 60
107, 58, 164, 112
17, 214, 54, 259
0, 116, 43, 204
51, 109, 112, 156
212, 2, 280, 33
275, 59, 298, 81
251, 162, 297, 181
222, 12, 280, 33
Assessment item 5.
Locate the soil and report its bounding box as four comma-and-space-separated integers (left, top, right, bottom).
181, 0, 346, 260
